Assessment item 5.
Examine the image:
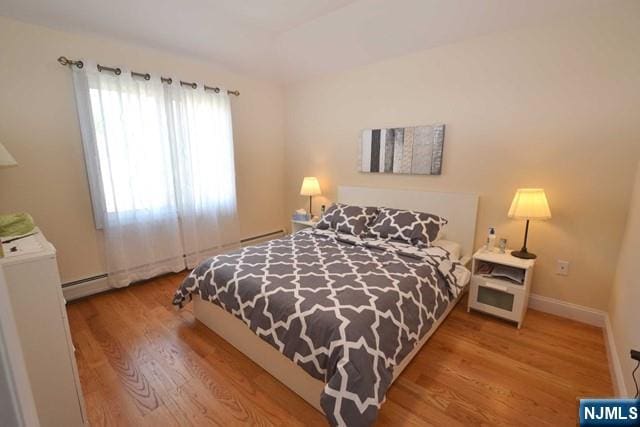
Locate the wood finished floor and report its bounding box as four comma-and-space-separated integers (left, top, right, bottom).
67, 272, 612, 426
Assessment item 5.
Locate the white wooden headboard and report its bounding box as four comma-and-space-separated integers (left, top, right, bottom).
337, 186, 479, 258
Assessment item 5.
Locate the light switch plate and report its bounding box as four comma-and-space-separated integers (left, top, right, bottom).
556, 260, 570, 276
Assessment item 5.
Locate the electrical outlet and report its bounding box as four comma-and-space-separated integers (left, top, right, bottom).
556, 260, 570, 276
631, 349, 640, 362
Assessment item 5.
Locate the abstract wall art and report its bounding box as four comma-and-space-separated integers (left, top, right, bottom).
360, 124, 445, 175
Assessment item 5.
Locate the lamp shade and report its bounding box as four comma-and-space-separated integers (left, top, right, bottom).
0, 142, 17, 167
508, 188, 551, 220
300, 177, 321, 196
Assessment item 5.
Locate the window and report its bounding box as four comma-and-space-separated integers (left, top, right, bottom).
71, 61, 240, 286
89, 86, 176, 215
72, 63, 237, 226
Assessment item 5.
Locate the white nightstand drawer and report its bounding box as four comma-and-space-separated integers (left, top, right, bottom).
476, 276, 520, 293
469, 275, 526, 324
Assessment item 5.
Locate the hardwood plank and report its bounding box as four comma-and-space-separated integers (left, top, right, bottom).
89, 361, 151, 425
252, 371, 326, 426
100, 278, 291, 425
67, 273, 613, 426
383, 378, 466, 426
83, 390, 120, 427
438, 316, 611, 387
85, 312, 161, 416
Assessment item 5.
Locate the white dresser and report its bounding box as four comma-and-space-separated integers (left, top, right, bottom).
0, 229, 87, 426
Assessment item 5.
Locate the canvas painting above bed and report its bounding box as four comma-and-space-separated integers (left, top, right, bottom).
360, 124, 445, 175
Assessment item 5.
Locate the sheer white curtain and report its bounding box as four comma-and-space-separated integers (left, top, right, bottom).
72, 61, 239, 288
167, 85, 240, 268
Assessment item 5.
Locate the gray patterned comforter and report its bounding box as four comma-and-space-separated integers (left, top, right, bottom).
173, 228, 470, 426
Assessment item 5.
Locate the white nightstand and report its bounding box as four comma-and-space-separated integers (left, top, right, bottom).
291, 219, 317, 233
467, 248, 535, 328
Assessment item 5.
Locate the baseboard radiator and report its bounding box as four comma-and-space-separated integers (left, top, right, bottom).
240, 229, 286, 246
62, 229, 286, 301
61, 274, 110, 301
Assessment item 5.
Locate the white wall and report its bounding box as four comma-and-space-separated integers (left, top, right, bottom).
283, 7, 640, 310
0, 17, 286, 283
609, 161, 640, 396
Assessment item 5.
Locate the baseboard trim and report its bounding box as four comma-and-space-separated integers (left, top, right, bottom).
603, 314, 628, 397
528, 293, 606, 327
62, 275, 110, 301
241, 229, 285, 247
61, 229, 286, 302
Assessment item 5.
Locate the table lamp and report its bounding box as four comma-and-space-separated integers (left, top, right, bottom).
300, 177, 321, 218
0, 142, 17, 167
508, 188, 551, 259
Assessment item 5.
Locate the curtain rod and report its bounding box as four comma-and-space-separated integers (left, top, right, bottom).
57, 56, 240, 96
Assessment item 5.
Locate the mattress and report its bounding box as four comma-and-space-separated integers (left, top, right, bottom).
173, 228, 470, 426
432, 238, 462, 260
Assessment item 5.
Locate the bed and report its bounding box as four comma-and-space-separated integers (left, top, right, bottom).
173, 186, 478, 426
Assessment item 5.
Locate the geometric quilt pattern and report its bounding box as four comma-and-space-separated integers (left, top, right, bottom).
173, 229, 469, 426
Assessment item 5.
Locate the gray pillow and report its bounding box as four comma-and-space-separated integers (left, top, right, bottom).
314, 203, 378, 236
332, 204, 379, 236
368, 207, 447, 246
314, 203, 338, 230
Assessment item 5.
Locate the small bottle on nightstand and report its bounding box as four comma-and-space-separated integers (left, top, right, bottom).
485, 227, 496, 252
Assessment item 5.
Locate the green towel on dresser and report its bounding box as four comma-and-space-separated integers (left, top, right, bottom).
0, 213, 35, 237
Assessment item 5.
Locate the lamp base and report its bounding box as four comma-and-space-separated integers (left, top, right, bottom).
511, 250, 537, 260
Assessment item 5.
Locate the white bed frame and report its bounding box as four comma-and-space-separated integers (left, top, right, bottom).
194, 186, 478, 412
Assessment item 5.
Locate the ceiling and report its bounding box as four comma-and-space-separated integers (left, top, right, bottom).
0, 0, 620, 81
